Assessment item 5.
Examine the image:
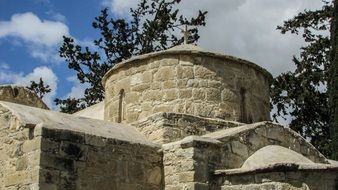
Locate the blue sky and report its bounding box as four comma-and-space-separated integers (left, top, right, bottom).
0, 0, 325, 113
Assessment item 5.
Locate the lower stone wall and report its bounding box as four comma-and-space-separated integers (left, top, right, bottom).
162, 136, 221, 190
38, 127, 163, 190
217, 170, 338, 190
0, 106, 40, 190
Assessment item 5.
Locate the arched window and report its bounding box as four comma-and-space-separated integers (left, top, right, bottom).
240, 88, 247, 123
117, 89, 125, 123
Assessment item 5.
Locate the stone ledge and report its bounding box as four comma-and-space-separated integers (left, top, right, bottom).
132, 112, 243, 144
214, 163, 338, 176
162, 136, 221, 150
0, 101, 159, 148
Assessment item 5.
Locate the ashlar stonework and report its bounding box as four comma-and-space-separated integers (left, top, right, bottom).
0, 44, 337, 190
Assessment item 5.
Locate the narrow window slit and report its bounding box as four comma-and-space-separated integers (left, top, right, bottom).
118, 89, 125, 123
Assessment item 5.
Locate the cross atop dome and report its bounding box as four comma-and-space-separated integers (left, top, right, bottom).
182, 25, 190, 44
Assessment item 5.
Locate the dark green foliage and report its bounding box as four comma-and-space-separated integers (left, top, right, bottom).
328, 0, 338, 160
271, 1, 333, 156
56, 0, 207, 113
26, 77, 51, 99
54, 98, 86, 114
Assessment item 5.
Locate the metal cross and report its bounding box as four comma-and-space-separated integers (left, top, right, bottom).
183, 25, 190, 44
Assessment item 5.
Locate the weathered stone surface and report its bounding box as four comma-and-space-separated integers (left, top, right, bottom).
1, 44, 337, 190
0, 85, 49, 109
132, 112, 243, 144
103, 44, 272, 123
0, 102, 163, 190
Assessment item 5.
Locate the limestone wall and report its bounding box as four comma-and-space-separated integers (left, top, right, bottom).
0, 105, 40, 190
162, 136, 338, 190
0, 85, 48, 109
132, 112, 242, 144
38, 127, 163, 190
0, 101, 164, 190
202, 122, 328, 170
104, 53, 271, 124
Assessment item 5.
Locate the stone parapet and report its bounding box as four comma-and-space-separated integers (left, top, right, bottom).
0, 85, 48, 109
132, 112, 242, 144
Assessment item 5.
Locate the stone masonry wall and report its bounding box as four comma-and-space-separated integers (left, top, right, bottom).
104, 53, 271, 124
0, 105, 40, 190
132, 112, 242, 144
0, 85, 49, 110
203, 122, 328, 170
38, 127, 163, 190
162, 136, 223, 190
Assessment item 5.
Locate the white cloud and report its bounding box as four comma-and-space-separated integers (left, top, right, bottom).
104, 0, 325, 125
177, 0, 324, 76
106, 0, 324, 76
0, 66, 58, 109
0, 12, 69, 46
103, 0, 137, 16
0, 12, 69, 63
46, 11, 67, 23
0, 62, 9, 70
64, 76, 89, 99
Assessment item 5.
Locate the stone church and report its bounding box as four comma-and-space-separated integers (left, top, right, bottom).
0, 44, 337, 190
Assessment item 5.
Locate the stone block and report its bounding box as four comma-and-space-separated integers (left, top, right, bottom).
192, 89, 205, 100
231, 141, 249, 158
199, 80, 208, 87
125, 92, 139, 104
151, 82, 162, 90
16, 157, 28, 171
5, 172, 29, 187
130, 73, 143, 86
149, 59, 160, 69
153, 105, 172, 113
22, 138, 40, 153
177, 66, 194, 79
179, 89, 192, 99
131, 83, 150, 92
146, 166, 162, 185
161, 58, 179, 66
179, 55, 194, 66
60, 142, 87, 161
222, 89, 237, 102
40, 169, 60, 184
154, 67, 175, 81
177, 79, 188, 88
163, 89, 178, 101
187, 79, 199, 88
85, 134, 107, 147
206, 88, 221, 102
208, 80, 222, 88
114, 78, 131, 93
195, 65, 217, 79
40, 153, 75, 172
126, 112, 140, 122
135, 63, 148, 73
163, 80, 176, 89
142, 71, 153, 83
143, 90, 163, 101
178, 172, 195, 182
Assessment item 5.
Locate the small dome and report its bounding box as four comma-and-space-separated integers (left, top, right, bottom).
242, 145, 313, 169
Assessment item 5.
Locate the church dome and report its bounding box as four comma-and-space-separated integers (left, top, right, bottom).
242, 145, 314, 170
102, 44, 272, 124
